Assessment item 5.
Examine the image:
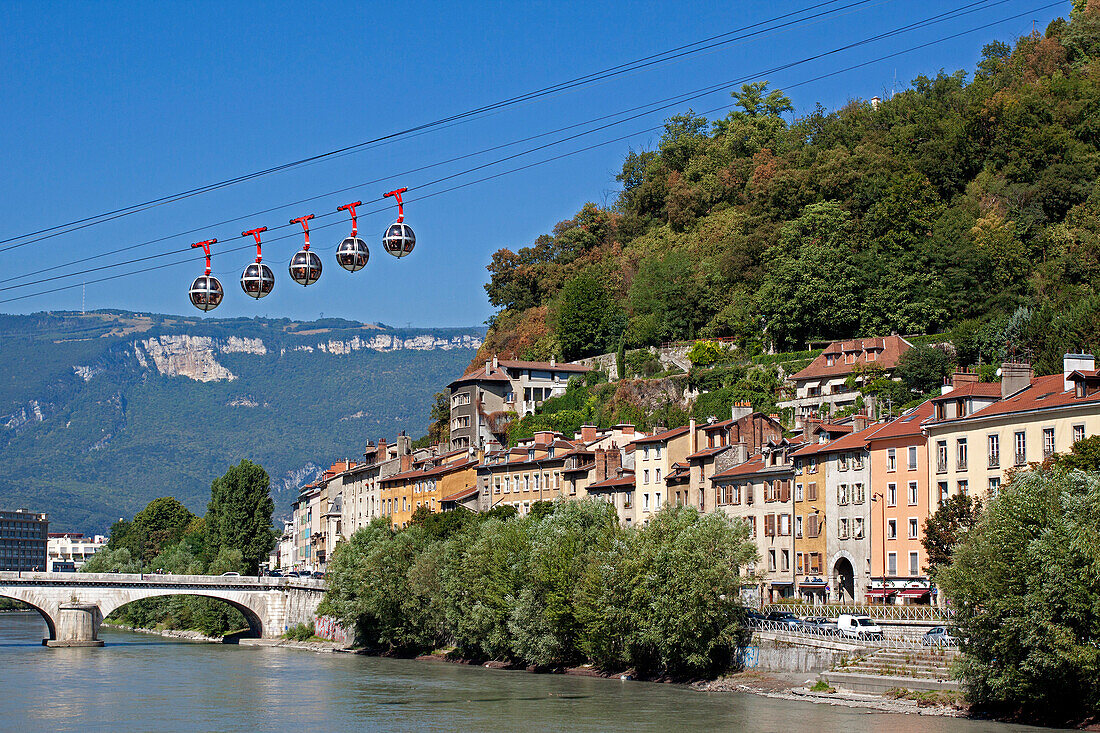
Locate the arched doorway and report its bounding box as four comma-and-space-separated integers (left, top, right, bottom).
833, 557, 855, 603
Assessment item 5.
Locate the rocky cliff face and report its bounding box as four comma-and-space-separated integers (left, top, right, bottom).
287, 333, 483, 355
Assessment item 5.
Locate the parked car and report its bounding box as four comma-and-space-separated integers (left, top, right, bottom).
744, 610, 766, 624
286, 571, 301, 577
836, 614, 884, 640
922, 626, 958, 646
267, 570, 282, 577
802, 616, 838, 635
764, 611, 801, 626
220, 571, 241, 577
310, 571, 325, 579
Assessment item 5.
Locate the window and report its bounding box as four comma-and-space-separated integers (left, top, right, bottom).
936, 440, 948, 473
838, 518, 849, 539
887, 552, 897, 576
807, 482, 817, 501
853, 517, 864, 539
988, 434, 1000, 468
988, 476, 1000, 496
1043, 427, 1055, 458
909, 551, 919, 576
907, 446, 918, 471
779, 514, 791, 536
655, 492, 662, 507
795, 483, 804, 502
747, 516, 756, 538
795, 515, 803, 538
1015, 431, 1027, 465
655, 445, 662, 459
643, 493, 650, 511
780, 550, 790, 572
643, 446, 650, 460
826, 354, 836, 366
887, 448, 896, 471
796, 553, 804, 574
768, 550, 777, 572
809, 458, 817, 473
908, 518, 919, 539
887, 519, 897, 539
837, 484, 849, 505
957, 438, 968, 470
887, 483, 897, 507
908, 481, 918, 506
655, 468, 662, 483
958, 479, 968, 495
839, 454, 849, 471
1073, 424, 1085, 444
852, 483, 865, 504
643, 470, 649, 484
938, 481, 949, 503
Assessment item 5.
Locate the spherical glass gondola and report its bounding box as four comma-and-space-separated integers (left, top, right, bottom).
289, 249, 323, 286
336, 236, 370, 272
240, 262, 275, 299
382, 221, 415, 258
188, 275, 224, 312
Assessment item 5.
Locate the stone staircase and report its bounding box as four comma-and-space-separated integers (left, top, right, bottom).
823, 647, 960, 694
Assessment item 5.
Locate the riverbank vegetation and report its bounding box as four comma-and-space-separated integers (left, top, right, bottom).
939, 463, 1100, 725
320, 500, 757, 679
80, 459, 276, 637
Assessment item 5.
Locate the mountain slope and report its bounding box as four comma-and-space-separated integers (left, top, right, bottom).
0, 311, 482, 531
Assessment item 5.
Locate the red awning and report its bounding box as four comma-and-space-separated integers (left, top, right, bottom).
897, 588, 930, 598
864, 588, 896, 597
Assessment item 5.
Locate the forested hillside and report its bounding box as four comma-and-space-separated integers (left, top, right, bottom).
479, 6, 1100, 377
0, 311, 482, 532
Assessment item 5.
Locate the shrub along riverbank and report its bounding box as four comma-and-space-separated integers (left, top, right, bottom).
319, 500, 757, 679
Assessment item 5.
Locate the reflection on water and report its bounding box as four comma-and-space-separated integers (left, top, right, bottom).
0, 611, 1054, 733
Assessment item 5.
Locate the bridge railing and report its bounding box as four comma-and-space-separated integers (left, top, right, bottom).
763, 603, 948, 622
748, 619, 957, 650
0, 571, 325, 590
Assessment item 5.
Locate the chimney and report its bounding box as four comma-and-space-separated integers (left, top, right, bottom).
852, 412, 869, 432
613, 423, 635, 440
1064, 353, 1095, 392
533, 430, 553, 446
550, 355, 556, 367
606, 448, 622, 478
731, 401, 752, 422
492, 354, 499, 370
870, 95, 881, 110
952, 368, 979, 387
1001, 362, 1034, 399
580, 424, 598, 443
732, 441, 749, 465
689, 418, 697, 454
397, 433, 411, 456
485, 359, 491, 375
375, 438, 387, 463
802, 417, 817, 443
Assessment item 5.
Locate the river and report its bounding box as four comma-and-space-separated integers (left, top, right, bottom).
0, 611, 1055, 732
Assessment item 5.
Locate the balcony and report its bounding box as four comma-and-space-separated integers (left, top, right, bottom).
1015, 451, 1027, 466
956, 458, 968, 471
988, 454, 1000, 469
936, 459, 947, 474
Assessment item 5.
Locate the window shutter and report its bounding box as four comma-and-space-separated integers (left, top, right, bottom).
808, 482, 817, 501
781, 480, 790, 503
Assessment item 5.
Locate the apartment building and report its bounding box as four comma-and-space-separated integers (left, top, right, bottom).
779, 334, 912, 426
685, 406, 785, 513
790, 441, 828, 603
479, 430, 579, 516
925, 355, 1100, 503
0, 509, 48, 572
447, 356, 590, 450
380, 449, 479, 528
579, 449, 636, 525
866, 401, 935, 604
633, 426, 692, 521
711, 439, 801, 603
340, 436, 414, 536
46, 532, 107, 572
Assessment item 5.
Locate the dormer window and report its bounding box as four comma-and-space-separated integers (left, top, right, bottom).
1077, 381, 1086, 399
845, 352, 856, 365
826, 354, 837, 366
867, 350, 877, 362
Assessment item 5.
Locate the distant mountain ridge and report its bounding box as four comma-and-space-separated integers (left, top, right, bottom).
0, 310, 483, 532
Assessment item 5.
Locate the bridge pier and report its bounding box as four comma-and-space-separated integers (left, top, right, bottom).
44, 603, 104, 647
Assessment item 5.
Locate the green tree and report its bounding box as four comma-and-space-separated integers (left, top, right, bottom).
1056, 434, 1100, 470
126, 497, 196, 563
205, 460, 275, 574
557, 273, 626, 361
895, 344, 954, 394
940, 468, 1100, 722
922, 492, 981, 574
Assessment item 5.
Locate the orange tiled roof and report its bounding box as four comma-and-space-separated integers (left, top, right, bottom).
710, 456, 766, 481
586, 471, 636, 490
442, 485, 479, 503
790, 335, 912, 382
631, 425, 690, 445
865, 400, 935, 442
964, 374, 1100, 420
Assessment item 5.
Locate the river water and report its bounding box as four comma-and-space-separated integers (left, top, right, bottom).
0, 612, 1053, 732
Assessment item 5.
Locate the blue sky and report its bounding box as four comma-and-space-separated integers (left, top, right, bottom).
0, 1, 1068, 327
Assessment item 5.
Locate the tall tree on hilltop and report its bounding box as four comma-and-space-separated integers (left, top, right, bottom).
205, 460, 275, 574
557, 274, 626, 361
125, 497, 195, 563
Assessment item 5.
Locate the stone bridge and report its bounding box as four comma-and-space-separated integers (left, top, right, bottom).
0, 572, 326, 647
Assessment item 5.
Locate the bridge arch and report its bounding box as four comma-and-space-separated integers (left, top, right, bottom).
0, 591, 58, 641
98, 590, 266, 638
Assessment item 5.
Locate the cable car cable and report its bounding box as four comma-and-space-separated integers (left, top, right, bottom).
0, 0, 884, 249
0, 0, 1008, 290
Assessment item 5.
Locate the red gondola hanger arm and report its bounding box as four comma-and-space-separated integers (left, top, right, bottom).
242, 227, 268, 263
290, 214, 315, 250
191, 238, 218, 276
338, 201, 362, 236
384, 187, 408, 223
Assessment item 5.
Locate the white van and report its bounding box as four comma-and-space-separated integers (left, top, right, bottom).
836, 614, 883, 640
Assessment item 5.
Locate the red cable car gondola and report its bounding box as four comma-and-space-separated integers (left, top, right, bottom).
240, 227, 275, 298
382, 187, 415, 258
289, 214, 322, 286
188, 238, 223, 312
336, 201, 369, 272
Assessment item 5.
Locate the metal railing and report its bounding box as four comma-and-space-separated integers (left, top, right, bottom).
764, 603, 948, 622
749, 618, 958, 650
